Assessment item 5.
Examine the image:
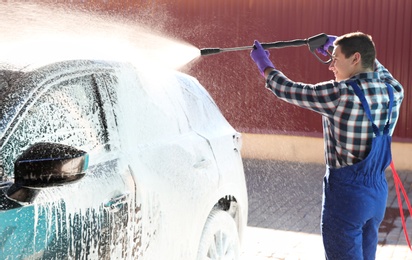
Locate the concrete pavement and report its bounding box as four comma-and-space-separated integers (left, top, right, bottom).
241, 159, 412, 259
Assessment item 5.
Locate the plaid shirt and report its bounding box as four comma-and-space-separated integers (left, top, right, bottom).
266, 60, 404, 169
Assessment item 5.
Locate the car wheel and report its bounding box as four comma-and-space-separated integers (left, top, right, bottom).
197, 209, 240, 260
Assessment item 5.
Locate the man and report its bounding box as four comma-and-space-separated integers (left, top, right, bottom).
250, 32, 404, 259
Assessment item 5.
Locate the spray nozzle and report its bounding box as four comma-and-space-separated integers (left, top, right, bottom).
200, 48, 222, 56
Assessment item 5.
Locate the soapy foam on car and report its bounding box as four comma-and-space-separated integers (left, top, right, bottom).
0, 3, 204, 259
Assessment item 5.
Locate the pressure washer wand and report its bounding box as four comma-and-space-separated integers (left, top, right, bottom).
200, 39, 307, 56
200, 33, 332, 64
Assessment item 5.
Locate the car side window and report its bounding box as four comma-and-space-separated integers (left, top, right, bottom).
1, 75, 108, 179
176, 76, 229, 132
111, 68, 188, 145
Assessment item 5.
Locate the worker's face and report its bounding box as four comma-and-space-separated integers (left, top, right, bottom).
329, 45, 357, 82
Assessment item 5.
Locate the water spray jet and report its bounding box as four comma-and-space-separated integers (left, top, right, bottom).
0, 3, 198, 70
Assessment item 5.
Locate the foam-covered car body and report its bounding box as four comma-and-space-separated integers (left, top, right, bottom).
0, 60, 247, 259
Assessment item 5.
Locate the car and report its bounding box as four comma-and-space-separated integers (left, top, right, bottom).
0, 60, 248, 259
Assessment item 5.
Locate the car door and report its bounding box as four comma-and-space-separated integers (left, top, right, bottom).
107, 66, 221, 258
174, 75, 245, 192
0, 64, 137, 259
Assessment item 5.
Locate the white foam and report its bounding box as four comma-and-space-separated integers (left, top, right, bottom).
0, 3, 230, 259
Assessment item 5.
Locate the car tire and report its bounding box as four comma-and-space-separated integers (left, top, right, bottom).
197, 209, 240, 260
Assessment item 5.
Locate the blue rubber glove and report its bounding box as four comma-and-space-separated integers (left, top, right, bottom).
316, 35, 337, 56
250, 40, 275, 76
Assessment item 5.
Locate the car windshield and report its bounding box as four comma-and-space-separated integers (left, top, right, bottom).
0, 69, 24, 180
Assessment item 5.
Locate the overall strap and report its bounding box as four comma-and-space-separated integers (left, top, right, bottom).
348, 81, 394, 136
384, 83, 394, 135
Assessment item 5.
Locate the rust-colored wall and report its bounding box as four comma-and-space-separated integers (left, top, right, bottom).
37, 0, 412, 141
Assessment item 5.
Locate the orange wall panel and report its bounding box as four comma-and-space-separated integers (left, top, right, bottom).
34, 0, 412, 140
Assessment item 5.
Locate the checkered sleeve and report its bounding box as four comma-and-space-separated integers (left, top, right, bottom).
375, 60, 404, 95
265, 70, 340, 116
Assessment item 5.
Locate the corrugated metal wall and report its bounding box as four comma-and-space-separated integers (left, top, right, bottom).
162, 0, 412, 140
38, 0, 412, 140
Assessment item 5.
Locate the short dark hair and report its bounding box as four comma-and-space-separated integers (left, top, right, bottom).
334, 32, 376, 69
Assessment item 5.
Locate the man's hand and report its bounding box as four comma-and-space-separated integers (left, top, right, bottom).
250, 40, 275, 77
316, 35, 337, 56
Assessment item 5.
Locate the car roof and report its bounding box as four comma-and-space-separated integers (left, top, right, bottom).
0, 59, 210, 144
0, 60, 125, 141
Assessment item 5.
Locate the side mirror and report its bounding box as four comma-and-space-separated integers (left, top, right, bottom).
6, 142, 88, 204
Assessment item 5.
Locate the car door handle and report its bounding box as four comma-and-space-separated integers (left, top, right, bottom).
104, 193, 128, 213
193, 159, 211, 169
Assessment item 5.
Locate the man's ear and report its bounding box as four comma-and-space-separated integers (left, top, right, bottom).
352, 52, 361, 65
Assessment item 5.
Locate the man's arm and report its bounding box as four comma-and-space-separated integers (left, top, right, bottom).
264, 67, 275, 78
265, 69, 340, 116
375, 59, 403, 94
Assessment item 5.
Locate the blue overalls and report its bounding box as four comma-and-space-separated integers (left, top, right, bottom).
321, 81, 394, 260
